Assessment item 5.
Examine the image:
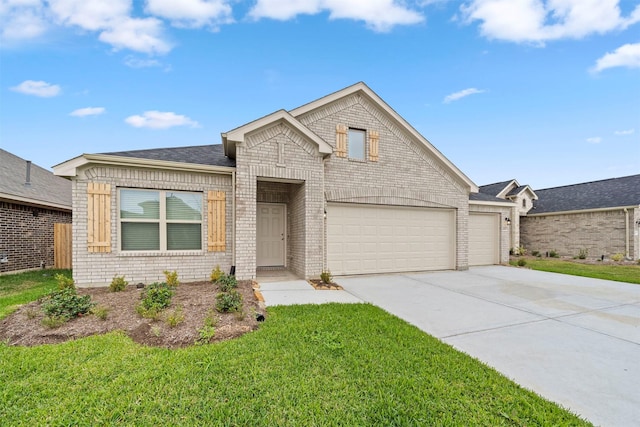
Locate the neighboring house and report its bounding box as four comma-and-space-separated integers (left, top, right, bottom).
54, 82, 513, 287
0, 149, 72, 274
521, 175, 640, 260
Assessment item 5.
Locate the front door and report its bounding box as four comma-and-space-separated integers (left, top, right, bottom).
257, 203, 285, 267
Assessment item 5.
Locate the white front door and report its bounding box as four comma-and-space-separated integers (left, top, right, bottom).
257, 203, 286, 267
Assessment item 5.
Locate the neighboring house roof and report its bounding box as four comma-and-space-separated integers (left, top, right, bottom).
530, 174, 640, 214
102, 144, 236, 168
0, 149, 71, 210
479, 180, 515, 197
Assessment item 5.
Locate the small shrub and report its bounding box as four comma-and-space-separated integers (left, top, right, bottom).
41, 316, 66, 328
163, 270, 179, 287
549, 250, 559, 258
151, 326, 162, 337
109, 275, 128, 292
137, 282, 174, 319
24, 307, 39, 319
514, 246, 527, 256
91, 305, 109, 321
210, 265, 223, 283
54, 273, 75, 290
577, 248, 588, 260
611, 253, 624, 262
165, 306, 185, 328
41, 287, 95, 321
517, 258, 527, 267
216, 290, 243, 313
531, 250, 540, 257
320, 270, 333, 284
196, 310, 218, 345
217, 274, 238, 292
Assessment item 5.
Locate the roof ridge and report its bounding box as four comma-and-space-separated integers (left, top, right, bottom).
535, 174, 640, 192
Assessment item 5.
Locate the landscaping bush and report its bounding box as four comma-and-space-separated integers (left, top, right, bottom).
165, 306, 185, 328
531, 250, 540, 257
54, 273, 75, 290
320, 270, 333, 284
137, 282, 174, 319
41, 287, 95, 322
577, 249, 588, 260
210, 265, 223, 283
216, 290, 242, 313
611, 253, 624, 262
109, 275, 128, 292
517, 259, 527, 267
217, 273, 238, 292
163, 270, 179, 287
548, 250, 559, 258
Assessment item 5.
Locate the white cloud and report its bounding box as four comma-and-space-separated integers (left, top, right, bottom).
146, 0, 233, 29
10, 80, 61, 97
125, 111, 199, 129
443, 87, 485, 103
249, 0, 424, 32
98, 17, 171, 54
592, 43, 640, 72
460, 0, 640, 43
48, 0, 130, 31
0, 0, 48, 40
70, 107, 105, 117
614, 129, 635, 136
586, 136, 602, 144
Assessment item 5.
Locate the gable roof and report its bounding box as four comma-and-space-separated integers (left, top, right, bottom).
479, 180, 515, 197
530, 174, 640, 214
0, 149, 71, 210
102, 144, 235, 168
289, 82, 478, 192
469, 192, 515, 204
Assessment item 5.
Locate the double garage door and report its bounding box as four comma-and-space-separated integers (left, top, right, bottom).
327, 204, 456, 276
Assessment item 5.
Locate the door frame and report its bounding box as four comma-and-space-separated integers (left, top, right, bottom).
256, 202, 287, 267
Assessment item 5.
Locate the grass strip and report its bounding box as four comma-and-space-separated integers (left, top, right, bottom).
510, 258, 640, 284
0, 269, 71, 319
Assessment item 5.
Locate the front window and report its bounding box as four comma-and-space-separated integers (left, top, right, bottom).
119, 189, 202, 251
348, 128, 366, 160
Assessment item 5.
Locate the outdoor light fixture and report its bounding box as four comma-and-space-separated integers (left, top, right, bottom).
0, 254, 8, 263
505, 217, 511, 225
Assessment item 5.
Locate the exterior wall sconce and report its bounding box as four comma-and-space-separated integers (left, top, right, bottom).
0, 254, 8, 263
505, 217, 511, 225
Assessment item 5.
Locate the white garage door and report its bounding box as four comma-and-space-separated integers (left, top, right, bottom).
469, 213, 500, 266
327, 204, 455, 275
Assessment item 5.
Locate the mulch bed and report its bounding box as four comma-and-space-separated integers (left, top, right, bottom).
0, 280, 266, 348
307, 279, 343, 290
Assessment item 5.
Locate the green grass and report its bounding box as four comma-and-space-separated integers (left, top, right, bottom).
0, 269, 71, 319
510, 257, 640, 285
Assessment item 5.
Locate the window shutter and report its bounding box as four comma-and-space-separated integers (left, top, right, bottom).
368, 130, 379, 162
87, 183, 111, 253
335, 124, 347, 158
208, 191, 226, 252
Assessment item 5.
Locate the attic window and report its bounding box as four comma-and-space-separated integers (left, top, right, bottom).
522, 199, 527, 208
348, 128, 366, 160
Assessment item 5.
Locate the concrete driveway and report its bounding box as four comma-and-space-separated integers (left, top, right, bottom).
338, 266, 640, 427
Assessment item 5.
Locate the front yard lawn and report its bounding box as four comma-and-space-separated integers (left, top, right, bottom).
510, 257, 640, 284
0, 269, 70, 319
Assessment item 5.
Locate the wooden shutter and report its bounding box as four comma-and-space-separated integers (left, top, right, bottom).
87, 183, 111, 253
335, 124, 347, 158
208, 191, 226, 252
368, 130, 379, 162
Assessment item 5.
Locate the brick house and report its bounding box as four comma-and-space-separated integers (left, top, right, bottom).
54, 82, 513, 287
480, 175, 640, 261
0, 149, 72, 274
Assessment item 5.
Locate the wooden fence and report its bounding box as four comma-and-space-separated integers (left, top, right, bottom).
54, 223, 72, 269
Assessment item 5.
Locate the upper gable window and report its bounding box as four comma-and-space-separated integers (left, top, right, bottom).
348, 128, 366, 160
522, 199, 527, 208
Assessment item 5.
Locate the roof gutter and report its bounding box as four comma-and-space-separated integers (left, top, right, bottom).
53, 153, 236, 178
0, 193, 71, 211
469, 200, 515, 208
527, 205, 639, 217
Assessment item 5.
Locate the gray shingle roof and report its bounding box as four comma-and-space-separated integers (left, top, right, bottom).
506, 185, 529, 197
469, 192, 511, 203
479, 180, 514, 197
0, 149, 71, 209
530, 175, 640, 214
102, 144, 235, 168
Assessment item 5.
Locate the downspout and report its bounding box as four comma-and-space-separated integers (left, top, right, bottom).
624, 208, 629, 258
322, 157, 327, 272
232, 169, 236, 268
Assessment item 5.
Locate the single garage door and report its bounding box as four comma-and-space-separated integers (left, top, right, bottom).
327, 203, 455, 275
469, 213, 500, 266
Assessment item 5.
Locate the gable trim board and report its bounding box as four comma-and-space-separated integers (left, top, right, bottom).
54, 82, 517, 286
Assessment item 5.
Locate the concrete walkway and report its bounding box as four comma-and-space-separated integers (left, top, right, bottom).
338, 266, 640, 427
259, 280, 362, 305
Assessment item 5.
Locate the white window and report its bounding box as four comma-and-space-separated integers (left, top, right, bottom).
119, 189, 202, 251
348, 128, 366, 160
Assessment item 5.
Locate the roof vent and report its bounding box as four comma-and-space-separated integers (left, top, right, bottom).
25, 160, 32, 186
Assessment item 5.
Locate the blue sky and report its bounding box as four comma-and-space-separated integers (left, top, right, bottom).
1, 0, 639, 190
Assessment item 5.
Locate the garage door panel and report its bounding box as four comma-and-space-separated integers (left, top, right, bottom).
327, 204, 455, 275
469, 213, 500, 266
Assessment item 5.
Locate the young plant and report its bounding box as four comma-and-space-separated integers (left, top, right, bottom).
196, 310, 218, 345
611, 253, 624, 262
109, 275, 128, 292
210, 265, 223, 283
217, 273, 238, 292
517, 258, 527, 267
549, 250, 559, 258
54, 273, 75, 290
41, 287, 95, 321
320, 270, 333, 284
216, 290, 243, 313
136, 282, 174, 319
91, 305, 109, 321
577, 249, 588, 260
163, 270, 179, 287
165, 306, 185, 328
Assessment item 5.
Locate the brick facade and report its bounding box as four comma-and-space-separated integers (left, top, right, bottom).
71, 165, 233, 287
521, 208, 639, 260
0, 201, 72, 274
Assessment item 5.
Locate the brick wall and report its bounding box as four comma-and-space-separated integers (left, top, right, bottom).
71, 165, 233, 287
521, 208, 638, 260
0, 201, 72, 274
